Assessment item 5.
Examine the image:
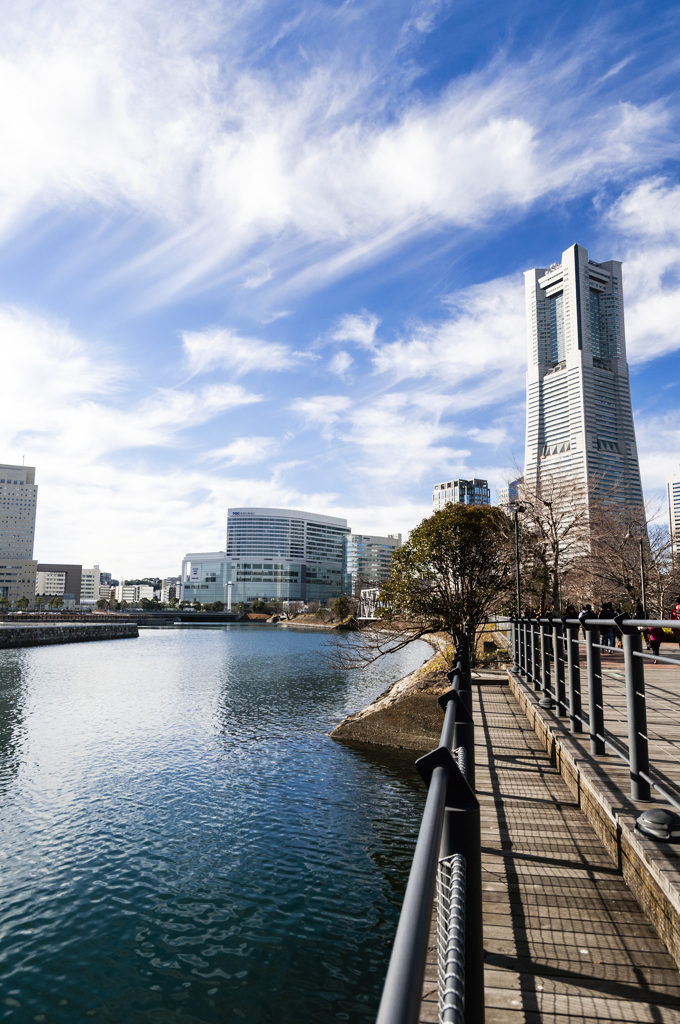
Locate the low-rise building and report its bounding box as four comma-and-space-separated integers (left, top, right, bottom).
0, 559, 38, 606
36, 563, 82, 604
115, 584, 155, 605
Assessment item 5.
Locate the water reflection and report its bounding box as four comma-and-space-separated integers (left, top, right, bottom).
0, 650, 28, 797
0, 628, 429, 1024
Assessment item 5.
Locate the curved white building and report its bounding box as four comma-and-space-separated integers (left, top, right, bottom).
181, 507, 350, 605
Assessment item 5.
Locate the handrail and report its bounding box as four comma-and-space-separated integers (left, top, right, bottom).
375, 632, 484, 1024
510, 615, 680, 808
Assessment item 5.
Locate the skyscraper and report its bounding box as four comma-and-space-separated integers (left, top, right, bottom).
667, 468, 680, 560
524, 244, 643, 511
0, 463, 38, 606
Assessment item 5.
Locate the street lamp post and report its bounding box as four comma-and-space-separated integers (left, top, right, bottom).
639, 537, 647, 617
514, 509, 521, 617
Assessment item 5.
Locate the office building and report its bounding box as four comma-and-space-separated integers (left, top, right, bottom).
344, 533, 401, 596
36, 564, 82, 604
115, 584, 155, 604
499, 478, 523, 511
161, 577, 181, 603
524, 244, 644, 512
0, 463, 38, 606
668, 469, 680, 559
0, 463, 38, 559
80, 566, 100, 604
432, 478, 490, 512
182, 507, 350, 605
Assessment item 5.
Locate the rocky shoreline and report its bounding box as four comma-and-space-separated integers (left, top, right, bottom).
331, 635, 455, 752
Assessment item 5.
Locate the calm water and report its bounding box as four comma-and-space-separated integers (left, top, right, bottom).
0, 626, 430, 1024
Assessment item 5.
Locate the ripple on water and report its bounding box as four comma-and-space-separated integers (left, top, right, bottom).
0, 627, 430, 1023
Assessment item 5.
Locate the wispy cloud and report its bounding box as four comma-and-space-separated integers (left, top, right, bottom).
182, 327, 295, 376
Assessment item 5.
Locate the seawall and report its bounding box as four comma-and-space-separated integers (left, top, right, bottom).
0, 623, 139, 648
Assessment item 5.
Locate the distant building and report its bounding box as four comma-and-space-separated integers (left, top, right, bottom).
668, 469, 680, 559
115, 584, 155, 604
161, 577, 181, 603
80, 565, 100, 604
0, 463, 38, 559
0, 463, 38, 606
432, 478, 490, 512
344, 533, 401, 596
499, 478, 523, 511
182, 507, 350, 605
36, 563, 82, 604
0, 561, 38, 607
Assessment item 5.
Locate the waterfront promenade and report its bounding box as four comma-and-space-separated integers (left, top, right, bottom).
420, 675, 680, 1022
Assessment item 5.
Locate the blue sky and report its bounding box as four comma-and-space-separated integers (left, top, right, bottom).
1, 0, 679, 577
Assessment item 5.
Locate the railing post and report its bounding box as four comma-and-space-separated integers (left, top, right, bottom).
552, 619, 566, 717
616, 615, 651, 802
582, 616, 605, 756
530, 618, 541, 691
512, 617, 519, 671
439, 768, 485, 1024
565, 619, 582, 734
538, 617, 553, 708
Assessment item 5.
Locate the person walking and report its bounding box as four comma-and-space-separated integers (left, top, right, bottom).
599, 601, 616, 648
649, 623, 664, 663
670, 596, 680, 648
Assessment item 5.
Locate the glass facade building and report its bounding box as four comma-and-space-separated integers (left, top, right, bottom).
181, 508, 350, 605
344, 533, 401, 596
432, 478, 490, 512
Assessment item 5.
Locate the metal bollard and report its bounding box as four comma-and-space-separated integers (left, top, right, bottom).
616, 615, 651, 801
565, 619, 582, 734
582, 617, 605, 756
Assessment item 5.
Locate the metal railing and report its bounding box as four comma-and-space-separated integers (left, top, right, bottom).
375, 633, 484, 1024
510, 615, 680, 809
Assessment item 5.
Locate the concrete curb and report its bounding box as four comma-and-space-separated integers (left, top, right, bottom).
507, 667, 680, 970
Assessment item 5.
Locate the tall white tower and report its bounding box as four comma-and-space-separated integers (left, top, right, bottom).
0, 463, 38, 558
524, 244, 643, 511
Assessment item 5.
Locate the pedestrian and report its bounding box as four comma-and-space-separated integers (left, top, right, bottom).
670, 596, 680, 648
579, 603, 593, 638
648, 624, 664, 663
599, 601, 616, 648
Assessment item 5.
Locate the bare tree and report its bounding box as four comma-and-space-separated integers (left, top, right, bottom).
517, 473, 591, 612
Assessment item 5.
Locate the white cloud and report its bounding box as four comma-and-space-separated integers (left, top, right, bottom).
329, 350, 353, 377
0, 3, 671, 306
202, 437, 275, 466
372, 275, 526, 401
607, 179, 680, 364
289, 394, 352, 437
182, 327, 295, 376
331, 312, 380, 349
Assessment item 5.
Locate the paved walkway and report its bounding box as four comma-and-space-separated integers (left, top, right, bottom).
421, 677, 680, 1023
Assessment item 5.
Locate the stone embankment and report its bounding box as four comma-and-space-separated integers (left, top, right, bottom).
331, 636, 456, 751
0, 623, 139, 648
